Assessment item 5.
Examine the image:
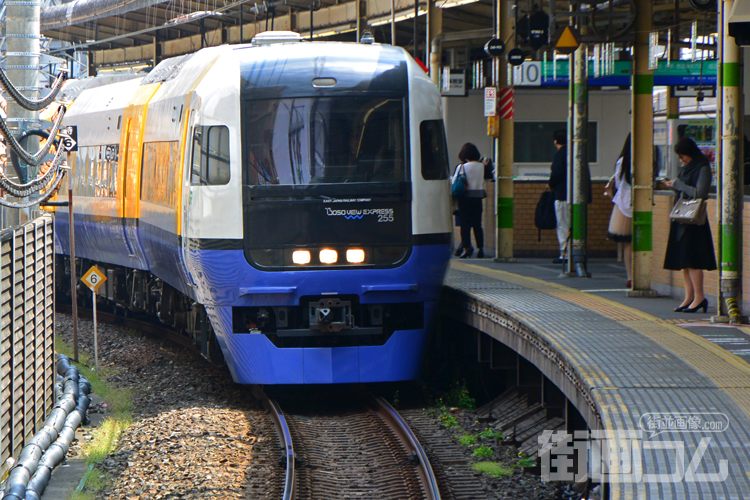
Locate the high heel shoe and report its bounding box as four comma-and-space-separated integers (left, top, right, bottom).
477, 250, 484, 258
460, 248, 474, 259
674, 305, 687, 312
683, 298, 708, 313
454, 247, 463, 257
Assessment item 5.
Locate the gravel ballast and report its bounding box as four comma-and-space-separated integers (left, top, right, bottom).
55, 313, 562, 499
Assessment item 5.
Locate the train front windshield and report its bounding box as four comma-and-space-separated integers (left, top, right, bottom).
243, 97, 406, 185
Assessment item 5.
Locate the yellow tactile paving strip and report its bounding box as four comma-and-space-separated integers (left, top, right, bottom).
452, 261, 750, 418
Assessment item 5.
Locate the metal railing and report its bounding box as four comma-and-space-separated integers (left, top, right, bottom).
0, 214, 56, 477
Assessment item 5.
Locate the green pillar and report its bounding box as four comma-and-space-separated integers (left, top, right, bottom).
630, 0, 655, 296
718, 0, 743, 322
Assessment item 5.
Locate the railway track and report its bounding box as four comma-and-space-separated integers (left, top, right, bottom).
255, 387, 441, 500
56, 303, 199, 351
57, 303, 551, 499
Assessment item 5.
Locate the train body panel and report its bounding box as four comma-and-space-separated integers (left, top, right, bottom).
203, 245, 446, 384
212, 320, 429, 384
408, 68, 453, 238
186, 243, 449, 306
58, 77, 151, 270
56, 36, 452, 384
183, 51, 244, 243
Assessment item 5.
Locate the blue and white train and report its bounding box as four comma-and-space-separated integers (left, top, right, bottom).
53, 31, 453, 384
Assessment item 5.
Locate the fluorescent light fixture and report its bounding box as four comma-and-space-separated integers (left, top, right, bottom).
319, 249, 338, 264
371, 9, 427, 26
346, 249, 365, 264
164, 11, 223, 26
292, 250, 311, 265
437, 0, 481, 8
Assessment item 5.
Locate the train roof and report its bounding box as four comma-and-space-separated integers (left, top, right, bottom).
234, 41, 411, 99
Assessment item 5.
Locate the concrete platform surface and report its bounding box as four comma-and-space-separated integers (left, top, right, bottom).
445, 258, 750, 500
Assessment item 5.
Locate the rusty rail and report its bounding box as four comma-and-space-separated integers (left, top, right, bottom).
371, 395, 441, 500
253, 387, 295, 500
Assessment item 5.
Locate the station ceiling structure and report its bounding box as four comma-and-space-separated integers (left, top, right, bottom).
2, 0, 722, 73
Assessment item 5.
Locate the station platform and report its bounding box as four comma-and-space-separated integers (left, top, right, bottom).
444, 257, 750, 499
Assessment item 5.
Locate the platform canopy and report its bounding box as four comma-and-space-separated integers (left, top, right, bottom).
32, 0, 718, 73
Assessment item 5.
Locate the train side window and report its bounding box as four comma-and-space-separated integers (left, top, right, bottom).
191, 128, 203, 185
191, 126, 230, 186
419, 120, 449, 180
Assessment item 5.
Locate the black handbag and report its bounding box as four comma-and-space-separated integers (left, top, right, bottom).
669, 198, 707, 225
535, 190, 557, 242
481, 156, 494, 181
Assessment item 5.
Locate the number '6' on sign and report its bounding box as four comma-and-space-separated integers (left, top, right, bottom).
82, 266, 107, 292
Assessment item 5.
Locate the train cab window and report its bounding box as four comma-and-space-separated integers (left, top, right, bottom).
243, 97, 406, 185
191, 126, 231, 186
419, 120, 449, 180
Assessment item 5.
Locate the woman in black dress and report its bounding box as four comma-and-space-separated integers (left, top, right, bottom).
663, 138, 716, 313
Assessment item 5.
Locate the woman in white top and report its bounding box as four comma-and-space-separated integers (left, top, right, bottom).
451, 143, 487, 258
605, 135, 633, 287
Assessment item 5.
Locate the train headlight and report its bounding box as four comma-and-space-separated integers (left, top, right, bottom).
319, 249, 338, 264
346, 249, 365, 264
292, 250, 311, 265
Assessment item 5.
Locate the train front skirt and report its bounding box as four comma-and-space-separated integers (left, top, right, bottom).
206, 302, 437, 384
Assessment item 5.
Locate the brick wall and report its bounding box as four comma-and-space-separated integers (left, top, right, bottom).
452, 179, 617, 258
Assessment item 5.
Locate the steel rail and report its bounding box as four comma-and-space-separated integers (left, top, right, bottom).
58, 304, 296, 498
252, 387, 295, 500
371, 395, 441, 500
56, 303, 197, 350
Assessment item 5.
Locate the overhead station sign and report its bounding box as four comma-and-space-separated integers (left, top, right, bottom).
484, 38, 505, 57
652, 60, 717, 86
511, 60, 716, 87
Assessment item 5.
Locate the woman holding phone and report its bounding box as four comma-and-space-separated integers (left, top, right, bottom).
662, 137, 716, 313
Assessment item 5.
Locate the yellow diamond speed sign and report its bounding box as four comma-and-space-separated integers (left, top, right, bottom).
82, 266, 107, 292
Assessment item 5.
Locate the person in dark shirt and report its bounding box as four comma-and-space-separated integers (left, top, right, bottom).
547, 130, 568, 264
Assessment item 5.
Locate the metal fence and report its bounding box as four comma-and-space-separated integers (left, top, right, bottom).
0, 215, 55, 477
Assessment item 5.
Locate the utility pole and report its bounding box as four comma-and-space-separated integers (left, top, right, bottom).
569, 42, 589, 277
495, 0, 514, 261
629, 0, 656, 297
428, 0, 442, 85
5, 0, 41, 227
717, 0, 743, 323
391, 0, 396, 45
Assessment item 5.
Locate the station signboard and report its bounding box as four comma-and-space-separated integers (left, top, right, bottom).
510, 60, 716, 88
441, 68, 467, 97
652, 60, 717, 86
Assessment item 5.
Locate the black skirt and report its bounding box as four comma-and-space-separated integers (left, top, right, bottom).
663, 220, 717, 271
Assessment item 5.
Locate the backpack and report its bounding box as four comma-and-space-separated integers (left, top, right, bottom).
451, 164, 467, 198
534, 190, 557, 240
